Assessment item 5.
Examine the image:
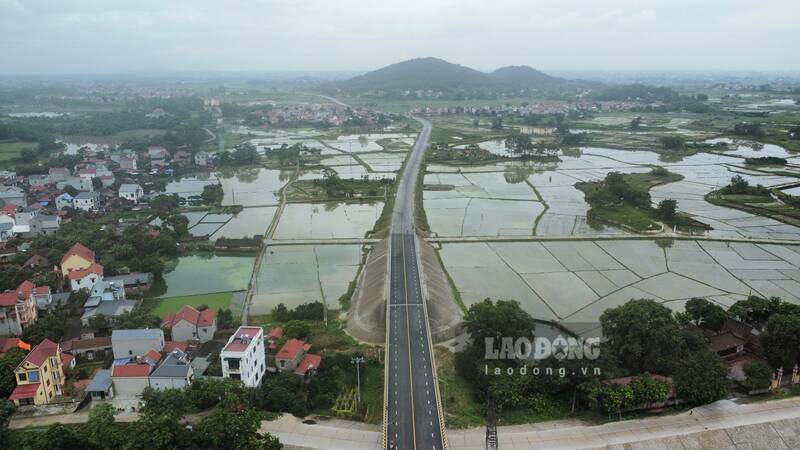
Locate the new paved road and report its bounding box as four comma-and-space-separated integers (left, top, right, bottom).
385, 118, 447, 450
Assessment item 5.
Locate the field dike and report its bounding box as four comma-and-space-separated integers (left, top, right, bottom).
346, 236, 464, 344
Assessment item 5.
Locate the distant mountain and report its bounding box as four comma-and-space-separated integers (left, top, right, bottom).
490, 65, 561, 87
337, 57, 494, 92
329, 57, 591, 95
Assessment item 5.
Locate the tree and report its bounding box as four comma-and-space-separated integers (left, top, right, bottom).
0, 400, 14, 447
696, 94, 709, 101
91, 177, 102, 191
684, 298, 728, 331
729, 295, 785, 328
201, 184, 224, 205
20, 313, 66, 345
83, 403, 123, 449
284, 320, 311, 339
630, 374, 671, 407
463, 299, 536, 355
0, 349, 26, 398
673, 349, 728, 404
656, 199, 677, 223
217, 308, 234, 329
194, 409, 281, 450
761, 314, 800, 370
600, 299, 688, 374
742, 360, 772, 392
659, 136, 685, 151
232, 143, 259, 164
630, 117, 642, 130
491, 116, 503, 130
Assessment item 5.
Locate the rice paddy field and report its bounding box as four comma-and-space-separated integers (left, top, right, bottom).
438, 239, 800, 329
250, 244, 363, 315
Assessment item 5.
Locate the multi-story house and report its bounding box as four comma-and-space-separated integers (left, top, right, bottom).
221, 326, 266, 387
60, 242, 95, 277
68, 262, 104, 291
0, 284, 38, 335
9, 339, 65, 406
276, 338, 321, 378
73, 191, 102, 212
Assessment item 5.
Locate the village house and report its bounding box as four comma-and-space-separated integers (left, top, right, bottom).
9, 339, 65, 406
55, 192, 74, 210
27, 214, 60, 236
80, 297, 136, 326
59, 176, 93, 192
119, 155, 138, 172
221, 326, 266, 387
118, 183, 144, 203
112, 329, 165, 359
73, 191, 102, 212
86, 368, 114, 401
103, 272, 154, 295
0, 286, 37, 335
149, 348, 194, 390
275, 338, 321, 379
194, 151, 209, 167
48, 167, 70, 183
111, 364, 152, 397
28, 174, 50, 187
60, 242, 95, 277
160, 305, 216, 343
0, 186, 26, 207
61, 337, 112, 362
68, 262, 104, 291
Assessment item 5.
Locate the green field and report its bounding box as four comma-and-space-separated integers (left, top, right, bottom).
63, 128, 167, 145
0, 140, 37, 162
143, 291, 235, 318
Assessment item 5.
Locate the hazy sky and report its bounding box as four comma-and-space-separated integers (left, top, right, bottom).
1, 0, 797, 74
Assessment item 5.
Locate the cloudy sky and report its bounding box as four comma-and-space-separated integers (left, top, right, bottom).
0, 0, 797, 74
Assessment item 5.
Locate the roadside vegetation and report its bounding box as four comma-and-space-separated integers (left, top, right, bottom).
706, 175, 800, 227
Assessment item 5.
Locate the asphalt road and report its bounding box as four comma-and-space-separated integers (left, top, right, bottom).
385, 118, 446, 450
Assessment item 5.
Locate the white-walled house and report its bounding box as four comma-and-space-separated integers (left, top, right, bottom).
160, 306, 216, 343
221, 326, 265, 387
73, 191, 101, 212
68, 262, 104, 291
118, 184, 144, 203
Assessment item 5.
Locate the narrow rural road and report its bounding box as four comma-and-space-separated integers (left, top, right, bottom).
384, 118, 447, 450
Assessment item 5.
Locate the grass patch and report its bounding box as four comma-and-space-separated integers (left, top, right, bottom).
142, 291, 235, 318
706, 189, 800, 227
284, 179, 390, 203
434, 348, 484, 428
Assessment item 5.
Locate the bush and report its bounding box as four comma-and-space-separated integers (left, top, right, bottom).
742, 360, 772, 392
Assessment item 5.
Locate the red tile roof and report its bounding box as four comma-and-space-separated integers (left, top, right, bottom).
61, 242, 95, 266
61, 337, 111, 352
143, 349, 161, 364
112, 364, 151, 377
0, 337, 20, 353
276, 339, 308, 360
61, 353, 74, 367
294, 354, 321, 376
0, 292, 17, 307
33, 286, 50, 295
67, 262, 104, 281
164, 341, 189, 353
161, 305, 215, 328
0, 204, 17, 216
9, 383, 40, 400
23, 339, 59, 367
223, 326, 262, 353
16, 280, 34, 300
267, 327, 284, 339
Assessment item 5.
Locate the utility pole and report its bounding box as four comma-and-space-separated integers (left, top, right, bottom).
351, 356, 365, 403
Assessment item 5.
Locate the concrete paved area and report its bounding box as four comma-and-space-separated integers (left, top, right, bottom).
261, 397, 800, 450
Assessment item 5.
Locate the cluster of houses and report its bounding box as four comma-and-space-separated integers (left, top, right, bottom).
242, 102, 375, 127
0, 142, 218, 246
4, 304, 322, 408
0, 242, 153, 339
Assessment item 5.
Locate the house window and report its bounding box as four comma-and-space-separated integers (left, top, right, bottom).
46, 379, 50, 387
17, 372, 26, 382
28, 371, 39, 382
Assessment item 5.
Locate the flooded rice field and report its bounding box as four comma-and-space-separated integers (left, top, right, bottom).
439, 240, 800, 323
